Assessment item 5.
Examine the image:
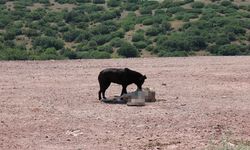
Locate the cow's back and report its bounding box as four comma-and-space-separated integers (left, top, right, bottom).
98, 68, 125, 84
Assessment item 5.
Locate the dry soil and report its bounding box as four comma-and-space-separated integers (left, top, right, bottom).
0, 57, 250, 150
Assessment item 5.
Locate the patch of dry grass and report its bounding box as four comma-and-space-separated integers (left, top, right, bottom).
5, 1, 14, 11
170, 20, 185, 30
49, 0, 77, 12
27, 3, 45, 11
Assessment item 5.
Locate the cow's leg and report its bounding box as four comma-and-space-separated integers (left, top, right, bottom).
100, 82, 110, 99
98, 81, 104, 100
98, 90, 102, 100
121, 85, 127, 96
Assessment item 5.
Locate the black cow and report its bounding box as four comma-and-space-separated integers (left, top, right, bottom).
98, 68, 147, 100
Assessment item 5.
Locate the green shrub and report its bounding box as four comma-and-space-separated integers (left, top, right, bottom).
166, 6, 184, 14
89, 50, 111, 59
3, 31, 16, 40
55, 0, 77, 4
76, 0, 91, 2
28, 9, 46, 20
161, 21, 172, 32
224, 25, 246, 35
217, 44, 247, 55
146, 27, 161, 36
62, 49, 78, 59
218, 46, 240, 56
76, 44, 90, 51
158, 50, 188, 57
155, 32, 207, 52
93, 0, 105, 4
208, 44, 249, 55
88, 40, 97, 49
220, 0, 232, 6
75, 31, 92, 42
120, 13, 136, 31
133, 41, 147, 49
153, 16, 164, 24
64, 10, 89, 23
33, 36, 64, 50
38, 48, 64, 60
154, 9, 165, 15
140, 7, 152, 15
63, 29, 81, 42
145, 45, 154, 52
107, 0, 121, 7
117, 42, 139, 57
0, 0, 249, 59
76, 50, 111, 59
110, 38, 125, 47
91, 34, 112, 45
132, 33, 144, 42
0, 48, 29, 60
161, 0, 184, 8
123, 3, 139, 11
191, 2, 204, 8
142, 18, 154, 25
111, 29, 125, 38
97, 44, 113, 53
99, 10, 119, 21
0, 15, 11, 29
215, 35, 231, 45
91, 21, 119, 35
76, 51, 91, 59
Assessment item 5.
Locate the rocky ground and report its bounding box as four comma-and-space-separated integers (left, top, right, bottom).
0, 57, 250, 150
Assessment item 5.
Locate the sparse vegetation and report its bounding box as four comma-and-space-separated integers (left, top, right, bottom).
207, 134, 250, 150
0, 0, 250, 60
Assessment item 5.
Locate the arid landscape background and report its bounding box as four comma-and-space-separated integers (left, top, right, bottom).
0, 57, 250, 149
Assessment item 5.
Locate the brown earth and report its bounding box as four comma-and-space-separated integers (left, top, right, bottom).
0, 57, 250, 150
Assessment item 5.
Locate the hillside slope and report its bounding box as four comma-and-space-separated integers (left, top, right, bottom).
0, 0, 250, 60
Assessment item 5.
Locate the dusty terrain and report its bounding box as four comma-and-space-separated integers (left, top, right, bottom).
0, 57, 250, 150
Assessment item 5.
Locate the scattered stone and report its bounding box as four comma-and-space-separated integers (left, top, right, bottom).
227, 142, 235, 148
66, 130, 83, 137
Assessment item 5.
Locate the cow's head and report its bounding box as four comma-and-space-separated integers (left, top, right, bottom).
137, 75, 147, 90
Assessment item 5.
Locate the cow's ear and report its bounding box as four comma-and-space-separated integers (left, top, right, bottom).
144, 75, 147, 79
125, 68, 130, 71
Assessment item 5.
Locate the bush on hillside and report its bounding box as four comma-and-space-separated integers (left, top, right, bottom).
117, 42, 139, 57
107, 0, 121, 7
97, 44, 113, 53
191, 2, 205, 8
133, 41, 147, 49
132, 33, 144, 42
33, 36, 64, 50
93, 0, 105, 4
0, 48, 29, 60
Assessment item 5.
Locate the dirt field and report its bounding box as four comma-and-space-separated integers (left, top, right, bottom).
0, 57, 250, 150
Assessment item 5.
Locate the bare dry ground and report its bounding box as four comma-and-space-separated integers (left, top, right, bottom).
0, 57, 250, 150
